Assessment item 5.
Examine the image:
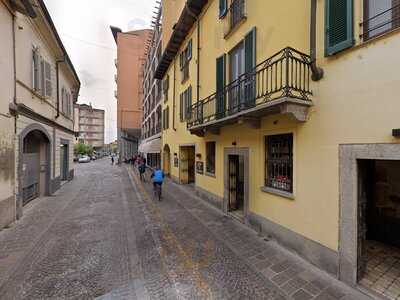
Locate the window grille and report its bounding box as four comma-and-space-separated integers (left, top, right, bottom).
265, 133, 293, 193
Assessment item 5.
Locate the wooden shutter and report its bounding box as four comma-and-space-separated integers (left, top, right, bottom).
187, 40, 192, 61
244, 28, 256, 105
180, 93, 183, 121
216, 54, 226, 118
44, 61, 52, 97
187, 86, 192, 120
40, 59, 45, 96
325, 0, 354, 56
32, 49, 40, 90
244, 28, 256, 73
219, 0, 227, 18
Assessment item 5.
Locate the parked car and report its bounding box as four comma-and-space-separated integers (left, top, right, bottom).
78, 155, 91, 163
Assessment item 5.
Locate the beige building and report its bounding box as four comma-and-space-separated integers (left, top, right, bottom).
111, 26, 151, 160
74, 103, 105, 150
0, 0, 80, 230
139, 4, 163, 168
157, 0, 400, 297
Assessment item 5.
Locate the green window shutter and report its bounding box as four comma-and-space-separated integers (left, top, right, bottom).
219, 0, 227, 18
244, 27, 256, 73
244, 28, 256, 105
216, 54, 226, 118
180, 93, 183, 121
187, 86, 192, 119
325, 0, 354, 56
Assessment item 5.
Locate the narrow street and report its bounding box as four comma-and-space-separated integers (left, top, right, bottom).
0, 160, 370, 299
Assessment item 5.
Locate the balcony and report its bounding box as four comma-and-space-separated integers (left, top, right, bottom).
114, 58, 118, 67
114, 90, 118, 99
187, 47, 313, 136
114, 74, 118, 83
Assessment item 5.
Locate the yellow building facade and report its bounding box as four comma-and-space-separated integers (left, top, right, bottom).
157, 0, 400, 292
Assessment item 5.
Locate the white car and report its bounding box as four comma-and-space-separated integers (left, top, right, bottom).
78, 155, 91, 163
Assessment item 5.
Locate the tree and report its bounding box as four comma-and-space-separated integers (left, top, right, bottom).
74, 142, 92, 156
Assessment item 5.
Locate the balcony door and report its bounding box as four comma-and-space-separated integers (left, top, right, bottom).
229, 44, 245, 114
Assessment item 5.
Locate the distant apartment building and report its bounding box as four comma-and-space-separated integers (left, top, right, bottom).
0, 0, 80, 230
139, 3, 162, 169
110, 26, 151, 161
74, 104, 105, 150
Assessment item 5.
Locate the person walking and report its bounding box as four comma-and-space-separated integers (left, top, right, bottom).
111, 155, 114, 165
139, 159, 146, 181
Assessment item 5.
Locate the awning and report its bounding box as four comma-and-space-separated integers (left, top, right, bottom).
138, 137, 161, 154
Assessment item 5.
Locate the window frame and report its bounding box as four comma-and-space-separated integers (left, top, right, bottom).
265, 133, 294, 194
362, 0, 400, 41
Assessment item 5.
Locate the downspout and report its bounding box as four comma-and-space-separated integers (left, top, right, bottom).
12, 14, 17, 131
310, 0, 324, 81
173, 61, 176, 131
55, 58, 65, 118
196, 15, 201, 102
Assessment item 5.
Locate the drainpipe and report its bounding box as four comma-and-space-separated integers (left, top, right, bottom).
173, 61, 176, 131
196, 20, 201, 102
55, 58, 65, 118
310, 0, 324, 81
12, 14, 17, 129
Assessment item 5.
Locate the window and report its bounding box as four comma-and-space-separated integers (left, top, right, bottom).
363, 0, 400, 40
163, 106, 169, 130
32, 48, 40, 91
31, 48, 52, 98
206, 142, 216, 174
180, 40, 192, 82
265, 133, 293, 193
61, 87, 72, 117
163, 75, 169, 102
325, 0, 354, 56
230, 0, 246, 30
180, 86, 192, 121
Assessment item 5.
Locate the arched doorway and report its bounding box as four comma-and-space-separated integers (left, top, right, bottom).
20, 126, 51, 206
163, 144, 171, 176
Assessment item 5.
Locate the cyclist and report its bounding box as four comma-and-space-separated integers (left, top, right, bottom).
151, 167, 165, 200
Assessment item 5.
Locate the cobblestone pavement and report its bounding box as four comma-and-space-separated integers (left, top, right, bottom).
0, 160, 372, 299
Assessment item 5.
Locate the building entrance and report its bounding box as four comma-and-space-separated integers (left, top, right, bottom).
179, 146, 195, 184
228, 155, 245, 218
358, 160, 400, 299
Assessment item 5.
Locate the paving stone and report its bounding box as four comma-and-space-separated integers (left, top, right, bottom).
303, 282, 321, 296
0, 161, 373, 300
292, 289, 314, 300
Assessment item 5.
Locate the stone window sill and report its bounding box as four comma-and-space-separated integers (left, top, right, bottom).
205, 171, 216, 178
260, 186, 295, 200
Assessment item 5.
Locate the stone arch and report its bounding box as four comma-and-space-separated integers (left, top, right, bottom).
17, 123, 52, 218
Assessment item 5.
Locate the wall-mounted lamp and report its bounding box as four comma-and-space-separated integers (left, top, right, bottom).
196, 153, 202, 159
232, 141, 237, 146
174, 153, 178, 156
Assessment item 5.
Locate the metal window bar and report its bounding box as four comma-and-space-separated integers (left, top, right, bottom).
187, 47, 312, 128
266, 134, 293, 193
360, 3, 400, 39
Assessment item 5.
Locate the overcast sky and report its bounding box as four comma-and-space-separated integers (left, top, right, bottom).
44, 0, 157, 143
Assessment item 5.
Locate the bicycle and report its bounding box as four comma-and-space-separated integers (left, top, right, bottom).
153, 182, 162, 201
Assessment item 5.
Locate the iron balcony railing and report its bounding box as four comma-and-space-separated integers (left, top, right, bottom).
229, 0, 246, 30
360, 3, 400, 40
187, 47, 312, 129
